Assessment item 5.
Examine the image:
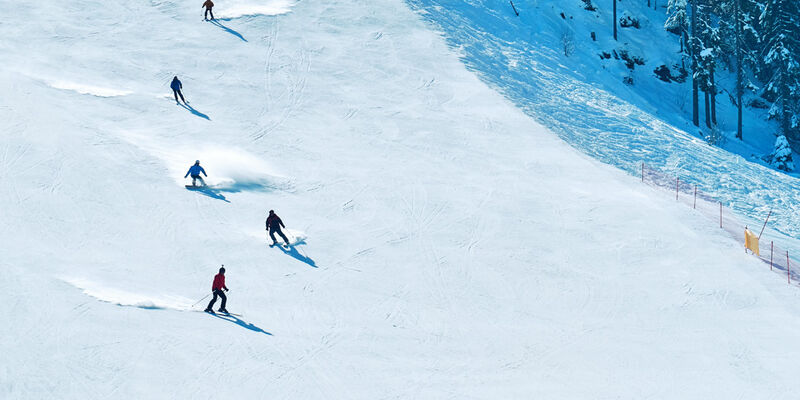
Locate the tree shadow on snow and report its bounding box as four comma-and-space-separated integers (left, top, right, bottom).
186, 186, 230, 203
209, 19, 247, 42
209, 313, 272, 336
277, 241, 317, 268
179, 103, 210, 120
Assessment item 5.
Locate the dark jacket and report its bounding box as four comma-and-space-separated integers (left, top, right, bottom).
266, 214, 285, 230
170, 78, 182, 91
202, 0, 214, 9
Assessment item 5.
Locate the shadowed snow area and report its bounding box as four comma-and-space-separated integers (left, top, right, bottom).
3, 0, 800, 399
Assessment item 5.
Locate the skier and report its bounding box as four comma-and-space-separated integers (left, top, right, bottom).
204, 266, 229, 313
202, 0, 215, 21
184, 160, 207, 187
266, 210, 290, 247
170, 76, 186, 104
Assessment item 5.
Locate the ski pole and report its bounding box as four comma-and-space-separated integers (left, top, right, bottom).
192, 294, 211, 307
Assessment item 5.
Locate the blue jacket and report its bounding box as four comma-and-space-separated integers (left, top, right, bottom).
170, 78, 182, 91
185, 165, 206, 177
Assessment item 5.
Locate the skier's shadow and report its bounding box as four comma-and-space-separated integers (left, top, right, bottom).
278, 242, 317, 268
187, 186, 230, 203
210, 313, 272, 336
179, 103, 210, 120
209, 19, 247, 42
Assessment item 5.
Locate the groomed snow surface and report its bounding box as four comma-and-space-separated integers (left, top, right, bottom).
2, 0, 800, 398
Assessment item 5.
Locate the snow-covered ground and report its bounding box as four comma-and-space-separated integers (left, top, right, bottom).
408, 0, 800, 241
3, 0, 800, 398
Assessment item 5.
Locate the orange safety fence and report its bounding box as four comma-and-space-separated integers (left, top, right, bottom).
641, 163, 797, 285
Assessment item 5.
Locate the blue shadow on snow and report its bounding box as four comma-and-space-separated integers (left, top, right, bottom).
214, 180, 279, 194
179, 103, 210, 120
209, 19, 247, 42
209, 313, 272, 336
186, 185, 230, 203
277, 240, 317, 268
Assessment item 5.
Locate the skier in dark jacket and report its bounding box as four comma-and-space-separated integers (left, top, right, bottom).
266, 210, 290, 247
170, 76, 186, 104
202, 0, 215, 20
184, 160, 207, 187
205, 266, 229, 313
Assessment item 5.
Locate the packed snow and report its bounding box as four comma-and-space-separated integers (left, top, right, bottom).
3, 0, 800, 399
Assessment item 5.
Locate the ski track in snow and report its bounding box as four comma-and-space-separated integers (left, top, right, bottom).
48, 81, 133, 97
64, 278, 196, 311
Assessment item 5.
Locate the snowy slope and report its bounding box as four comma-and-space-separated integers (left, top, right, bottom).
3, 0, 800, 398
407, 0, 800, 242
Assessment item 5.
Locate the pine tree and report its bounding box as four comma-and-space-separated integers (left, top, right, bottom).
665, 0, 689, 56
699, 0, 721, 128
760, 0, 800, 149
690, 0, 700, 127
712, 0, 760, 139
770, 135, 795, 171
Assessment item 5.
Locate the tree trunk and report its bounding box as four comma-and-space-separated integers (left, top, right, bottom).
704, 90, 711, 129
710, 68, 717, 125
734, 0, 743, 139
613, 0, 617, 41
691, 0, 699, 127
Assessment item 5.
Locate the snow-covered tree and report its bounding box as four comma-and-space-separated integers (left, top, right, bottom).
770, 134, 795, 171
694, 0, 721, 129
665, 0, 689, 55
759, 0, 800, 148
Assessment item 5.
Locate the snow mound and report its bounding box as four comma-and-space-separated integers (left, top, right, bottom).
216, 0, 296, 19
65, 278, 195, 311
49, 81, 132, 97
247, 228, 307, 245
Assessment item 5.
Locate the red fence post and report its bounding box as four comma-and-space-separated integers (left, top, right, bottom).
693, 185, 697, 209
770, 241, 774, 271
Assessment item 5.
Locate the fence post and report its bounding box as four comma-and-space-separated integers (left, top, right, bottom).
770, 241, 774, 271
693, 185, 697, 209
758, 210, 772, 239
676, 177, 679, 201
744, 226, 748, 253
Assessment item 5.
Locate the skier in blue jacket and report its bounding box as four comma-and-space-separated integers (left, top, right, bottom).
170, 76, 186, 104
185, 160, 207, 187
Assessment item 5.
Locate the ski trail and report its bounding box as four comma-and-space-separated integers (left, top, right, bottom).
64, 278, 196, 311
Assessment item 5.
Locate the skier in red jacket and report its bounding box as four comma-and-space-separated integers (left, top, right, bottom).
204, 266, 229, 313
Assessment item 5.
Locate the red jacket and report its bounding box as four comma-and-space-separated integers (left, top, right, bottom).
212, 273, 227, 291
